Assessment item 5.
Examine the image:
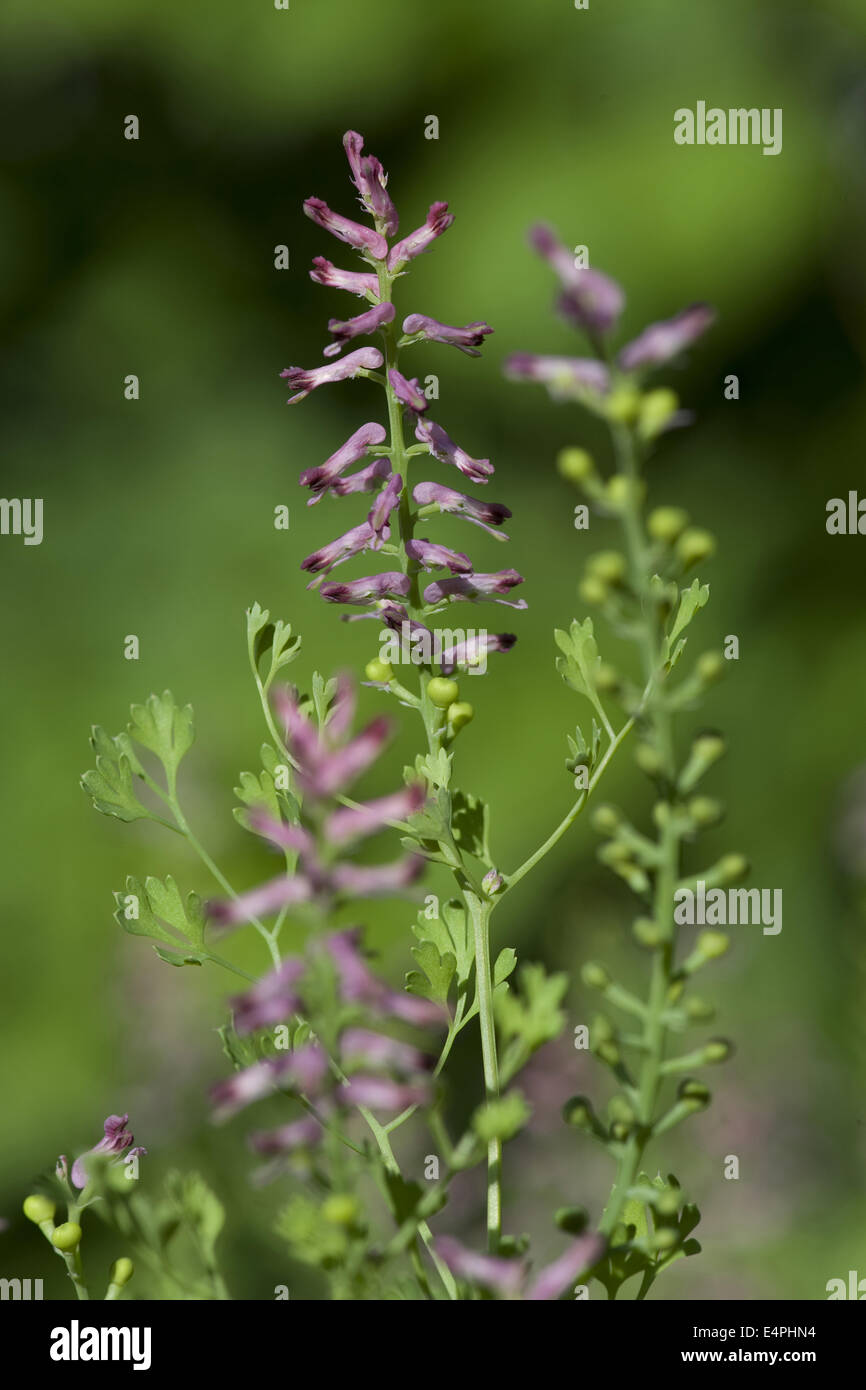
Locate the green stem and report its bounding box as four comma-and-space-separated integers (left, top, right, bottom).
466, 892, 502, 1252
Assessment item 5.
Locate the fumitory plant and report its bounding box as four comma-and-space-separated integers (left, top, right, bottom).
505, 224, 743, 1298
21, 135, 742, 1302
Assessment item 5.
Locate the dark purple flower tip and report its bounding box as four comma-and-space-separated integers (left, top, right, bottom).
414, 417, 494, 484
618, 303, 716, 371
323, 302, 395, 358
309, 256, 380, 299
388, 368, 428, 414
526, 1234, 606, 1300
325, 783, 426, 845
440, 631, 517, 674
402, 313, 494, 357
303, 196, 388, 260
503, 352, 610, 399
299, 422, 387, 500
529, 223, 625, 334
281, 347, 384, 403
405, 538, 473, 574
248, 1116, 323, 1156
340, 1027, 429, 1076
367, 473, 403, 546
320, 572, 411, 606
338, 1075, 432, 1113
229, 958, 307, 1035
301, 520, 377, 576
71, 1114, 138, 1190
388, 202, 454, 272
412, 480, 511, 539
423, 570, 527, 609
435, 1237, 526, 1297
343, 131, 399, 237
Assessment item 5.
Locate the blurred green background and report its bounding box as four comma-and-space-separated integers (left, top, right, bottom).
1, 0, 865, 1299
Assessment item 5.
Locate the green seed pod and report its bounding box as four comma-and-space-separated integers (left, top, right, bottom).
322, 1194, 362, 1227
23, 1194, 56, 1225
581, 961, 611, 991
678, 1078, 711, 1107
696, 650, 724, 684
555, 1205, 590, 1235
647, 505, 689, 543
562, 1095, 598, 1130
557, 447, 596, 483
605, 385, 642, 424
702, 1037, 733, 1064
697, 930, 730, 959
638, 388, 680, 440
109, 1257, 134, 1287
427, 676, 459, 708
587, 550, 627, 585
676, 527, 716, 568
635, 743, 664, 777
364, 657, 393, 684
52, 1222, 83, 1252
578, 575, 608, 605
688, 796, 723, 827
609, 1119, 631, 1142
685, 996, 715, 1021
717, 852, 749, 884
447, 701, 474, 732
592, 804, 620, 836
606, 475, 645, 509
633, 916, 663, 948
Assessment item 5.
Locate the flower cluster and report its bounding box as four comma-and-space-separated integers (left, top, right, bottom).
283, 131, 523, 676
57, 1113, 146, 1192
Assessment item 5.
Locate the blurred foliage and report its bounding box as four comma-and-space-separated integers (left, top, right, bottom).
1, 0, 865, 1299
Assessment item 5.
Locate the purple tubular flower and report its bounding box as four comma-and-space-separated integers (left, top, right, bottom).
525, 1234, 606, 1301
301, 520, 377, 575
388, 368, 428, 414
618, 303, 716, 370
281, 347, 384, 404
435, 1237, 526, 1297
405, 537, 473, 574
247, 812, 314, 856
343, 131, 399, 236
330, 457, 392, 499
324, 302, 395, 358
322, 928, 444, 1026
299, 422, 387, 501
529, 223, 625, 334
423, 570, 527, 609
388, 202, 454, 271
412, 480, 511, 539
274, 690, 392, 798
309, 256, 379, 299
248, 1117, 323, 1155
229, 958, 307, 1035
402, 313, 493, 357
367, 473, 403, 546
320, 572, 410, 605
207, 872, 313, 928
325, 784, 426, 845
210, 1045, 329, 1122
71, 1114, 140, 1190
303, 196, 388, 260
415, 417, 493, 484
503, 352, 610, 399
340, 1027, 429, 1076
339, 1076, 431, 1113
330, 855, 424, 897
440, 631, 517, 675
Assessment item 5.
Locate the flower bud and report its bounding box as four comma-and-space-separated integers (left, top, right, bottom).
638, 388, 680, 440
606, 475, 645, 509
635, 743, 664, 778
447, 701, 474, 732
52, 1222, 83, 1252
701, 1037, 733, 1064
427, 676, 459, 708
677, 1078, 711, 1108
562, 1095, 598, 1131
604, 385, 642, 424
23, 1194, 56, 1225
678, 733, 725, 792
109, 1257, 134, 1287
688, 796, 723, 827
596, 1039, 621, 1066
482, 867, 503, 897
365, 657, 393, 684
581, 961, 610, 991
587, 550, 627, 585
322, 1194, 362, 1227
592, 804, 620, 836
608, 1095, 634, 1125
609, 1120, 631, 1142
647, 506, 689, 543
666, 978, 685, 1004
676, 527, 716, 568
716, 852, 749, 884
697, 930, 730, 960
685, 996, 715, 1021
696, 651, 724, 684
557, 447, 596, 483
578, 575, 608, 606
632, 916, 663, 948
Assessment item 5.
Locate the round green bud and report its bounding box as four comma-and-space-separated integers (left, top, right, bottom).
609, 1120, 631, 1142
322, 1194, 362, 1227
676, 527, 716, 568
652, 800, 672, 829
578, 576, 608, 605
598, 839, 633, 866
655, 1189, 681, 1217
23, 1194, 56, 1225
678, 1078, 711, 1106
635, 743, 663, 777
581, 961, 610, 991
606, 475, 645, 509
52, 1222, 83, 1252
595, 661, 619, 693
607, 1095, 635, 1124
427, 676, 460, 708
605, 385, 642, 424
666, 978, 685, 1005
447, 701, 474, 732
652, 1227, 678, 1251
365, 658, 393, 684
692, 733, 726, 764
718, 852, 749, 883
647, 506, 689, 544
591, 1013, 615, 1043
702, 1037, 733, 1064
632, 917, 663, 948
109, 1257, 134, 1287
685, 996, 715, 1022
596, 1039, 621, 1066
557, 447, 596, 483
688, 796, 723, 827
698, 930, 730, 959
696, 651, 724, 684
562, 1095, 596, 1130
587, 550, 627, 585
555, 1205, 589, 1235
592, 804, 620, 836
638, 388, 680, 439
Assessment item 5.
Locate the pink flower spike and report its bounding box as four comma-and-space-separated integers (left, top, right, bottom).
618, 304, 715, 371
343, 131, 399, 236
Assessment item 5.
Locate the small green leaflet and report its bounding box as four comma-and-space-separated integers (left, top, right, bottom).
406, 899, 473, 1006
81, 726, 153, 824
472, 1091, 531, 1144
248, 603, 302, 695
127, 691, 194, 781
554, 619, 609, 725
451, 789, 490, 863
114, 874, 207, 967
665, 579, 710, 668
565, 721, 602, 779
495, 962, 568, 1052
162, 1171, 225, 1270
415, 748, 452, 790
309, 671, 338, 729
